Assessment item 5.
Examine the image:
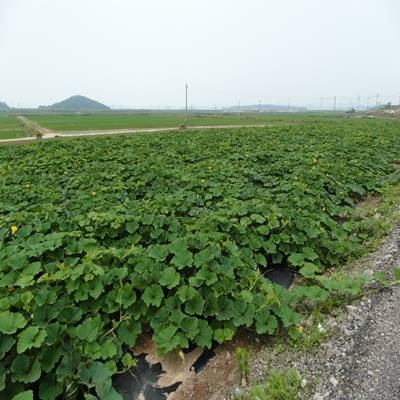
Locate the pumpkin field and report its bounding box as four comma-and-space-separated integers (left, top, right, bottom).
1, 118, 400, 399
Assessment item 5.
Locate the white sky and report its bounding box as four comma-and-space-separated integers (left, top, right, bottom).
1, 0, 399, 109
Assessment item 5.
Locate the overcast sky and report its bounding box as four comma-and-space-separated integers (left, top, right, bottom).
1, 0, 399, 109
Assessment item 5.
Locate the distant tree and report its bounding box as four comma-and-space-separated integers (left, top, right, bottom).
384, 102, 392, 110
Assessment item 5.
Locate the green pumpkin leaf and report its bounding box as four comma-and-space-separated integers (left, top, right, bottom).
99, 339, 118, 359
176, 285, 197, 302
232, 299, 254, 327
45, 322, 63, 345
147, 244, 169, 261
154, 327, 188, 355
299, 262, 320, 278
82, 361, 122, 399
142, 285, 164, 307
272, 304, 300, 327
97, 384, 122, 400
84, 341, 103, 360
213, 327, 235, 343
255, 311, 277, 334
171, 249, 193, 269
159, 267, 180, 289
194, 245, 220, 266
0, 311, 26, 334
126, 221, 139, 233
11, 391, 33, 400
302, 247, 319, 261
195, 320, 213, 348
288, 252, 304, 267
194, 267, 218, 286
121, 353, 136, 369
169, 237, 188, 254
11, 355, 41, 383
88, 360, 112, 383
14, 262, 42, 288
250, 213, 266, 223
184, 292, 205, 315
0, 297, 10, 311
181, 316, 199, 339
39, 375, 63, 400
17, 326, 47, 353
0, 335, 15, 359
40, 346, 62, 373
116, 284, 136, 307
7, 253, 28, 270
69, 317, 103, 342
117, 319, 142, 347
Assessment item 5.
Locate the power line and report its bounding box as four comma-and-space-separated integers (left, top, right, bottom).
184, 83, 188, 126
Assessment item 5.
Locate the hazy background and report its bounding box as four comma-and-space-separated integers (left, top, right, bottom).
1, 0, 399, 109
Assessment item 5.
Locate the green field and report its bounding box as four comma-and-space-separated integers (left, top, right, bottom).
1, 118, 399, 398
26, 111, 343, 132
0, 114, 27, 139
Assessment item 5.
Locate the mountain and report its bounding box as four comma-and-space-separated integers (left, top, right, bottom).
40, 95, 111, 111
0, 101, 10, 110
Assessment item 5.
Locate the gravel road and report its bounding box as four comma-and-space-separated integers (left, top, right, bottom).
16, 115, 53, 136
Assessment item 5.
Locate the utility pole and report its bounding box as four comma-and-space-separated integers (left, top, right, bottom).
357, 96, 360, 111
287, 98, 291, 112
366, 96, 370, 111
320, 97, 323, 111
375, 93, 379, 108
333, 96, 336, 112
184, 83, 188, 126
238, 100, 241, 118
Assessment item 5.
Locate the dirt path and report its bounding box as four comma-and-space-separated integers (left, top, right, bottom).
16, 116, 54, 137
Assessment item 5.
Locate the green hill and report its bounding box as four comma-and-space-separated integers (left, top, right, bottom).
40, 95, 111, 111
0, 101, 10, 110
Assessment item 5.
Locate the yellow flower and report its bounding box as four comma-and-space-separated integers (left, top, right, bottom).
11, 225, 18, 234
91, 191, 97, 196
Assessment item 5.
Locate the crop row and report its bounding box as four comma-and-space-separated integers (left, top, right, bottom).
1, 119, 400, 399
